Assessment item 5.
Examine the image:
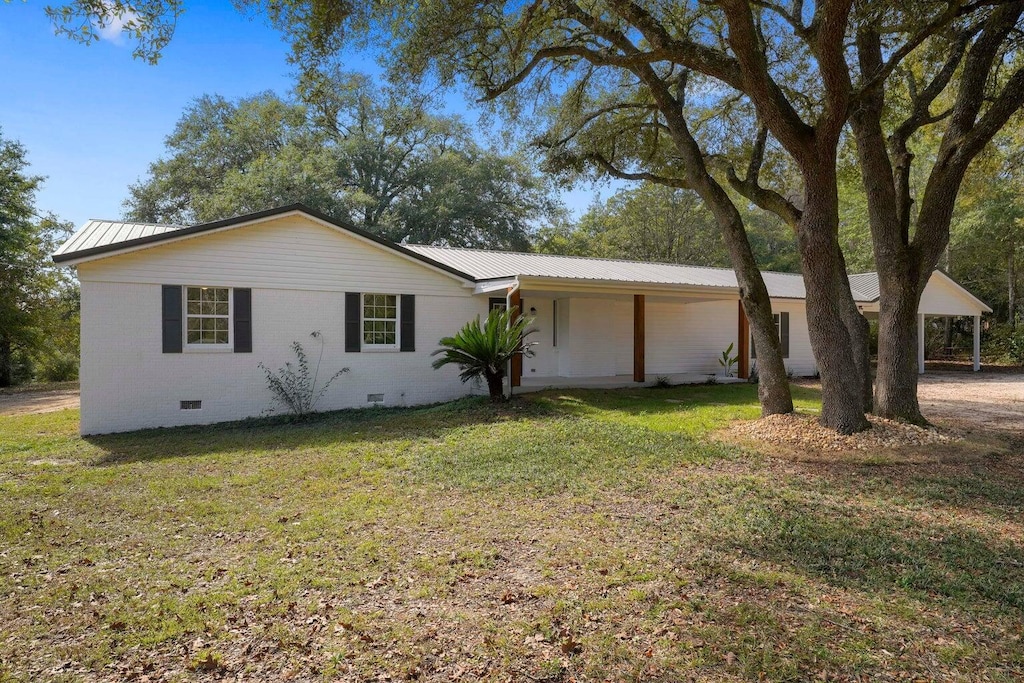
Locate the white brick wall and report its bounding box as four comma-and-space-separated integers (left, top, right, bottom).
80, 282, 487, 434
74, 214, 830, 433
77, 216, 488, 434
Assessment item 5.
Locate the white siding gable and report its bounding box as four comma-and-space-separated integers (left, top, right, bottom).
918, 271, 991, 316
76, 215, 471, 296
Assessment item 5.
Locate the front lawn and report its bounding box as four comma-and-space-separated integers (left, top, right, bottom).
1, 383, 1021, 681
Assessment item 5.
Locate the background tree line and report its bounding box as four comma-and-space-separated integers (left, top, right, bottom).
0, 129, 79, 387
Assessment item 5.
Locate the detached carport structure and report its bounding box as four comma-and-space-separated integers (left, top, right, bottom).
850, 271, 993, 373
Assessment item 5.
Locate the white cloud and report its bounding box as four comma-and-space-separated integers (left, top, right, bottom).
94, 7, 138, 45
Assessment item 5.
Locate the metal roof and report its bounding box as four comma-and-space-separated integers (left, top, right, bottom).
848, 272, 880, 302
52, 205, 885, 302
407, 245, 879, 301
53, 219, 184, 257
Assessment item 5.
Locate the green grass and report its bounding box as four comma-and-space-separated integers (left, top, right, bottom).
1, 382, 1022, 682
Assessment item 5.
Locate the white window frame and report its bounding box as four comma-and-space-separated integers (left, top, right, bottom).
183, 286, 233, 351
361, 292, 400, 351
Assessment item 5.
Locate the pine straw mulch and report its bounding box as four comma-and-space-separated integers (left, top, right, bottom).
722, 411, 966, 458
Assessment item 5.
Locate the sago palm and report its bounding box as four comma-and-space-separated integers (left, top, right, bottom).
431, 307, 537, 401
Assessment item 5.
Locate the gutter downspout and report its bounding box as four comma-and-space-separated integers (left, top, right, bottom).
505, 278, 520, 399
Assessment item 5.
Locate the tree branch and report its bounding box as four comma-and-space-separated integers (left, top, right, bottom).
605, 0, 744, 89
724, 126, 803, 227
583, 152, 690, 188
716, 0, 816, 162
855, 0, 981, 97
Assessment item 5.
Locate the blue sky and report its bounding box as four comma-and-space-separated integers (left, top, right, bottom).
1, 1, 605, 227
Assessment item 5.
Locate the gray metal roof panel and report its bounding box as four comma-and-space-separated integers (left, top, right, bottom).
847, 272, 880, 301
54, 219, 184, 257
406, 245, 842, 300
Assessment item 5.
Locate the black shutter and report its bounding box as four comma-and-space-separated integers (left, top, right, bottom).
162, 285, 183, 353
234, 288, 252, 353
400, 295, 415, 352
780, 312, 790, 358
345, 292, 361, 352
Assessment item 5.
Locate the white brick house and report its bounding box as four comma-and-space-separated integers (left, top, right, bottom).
53, 205, 991, 434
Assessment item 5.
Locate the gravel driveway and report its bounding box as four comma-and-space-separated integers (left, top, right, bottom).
917, 371, 1023, 433
0, 390, 80, 416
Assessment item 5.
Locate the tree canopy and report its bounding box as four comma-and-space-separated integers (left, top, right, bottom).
126, 73, 561, 250
537, 183, 799, 272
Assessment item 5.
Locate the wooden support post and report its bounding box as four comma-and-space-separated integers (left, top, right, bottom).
510, 288, 522, 387
633, 295, 645, 382
973, 315, 981, 372
737, 301, 750, 379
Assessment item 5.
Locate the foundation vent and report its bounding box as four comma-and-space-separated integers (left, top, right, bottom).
180, 400, 202, 410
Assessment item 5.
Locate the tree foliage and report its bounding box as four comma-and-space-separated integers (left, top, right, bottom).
126, 73, 560, 250
539, 183, 799, 272
0, 130, 78, 386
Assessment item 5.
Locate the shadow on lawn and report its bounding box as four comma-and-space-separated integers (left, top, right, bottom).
85, 396, 534, 466
720, 491, 1024, 614
84, 383, 773, 468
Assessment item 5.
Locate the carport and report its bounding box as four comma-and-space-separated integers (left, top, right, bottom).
852, 271, 993, 373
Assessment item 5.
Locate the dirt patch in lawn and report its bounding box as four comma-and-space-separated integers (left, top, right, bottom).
0, 389, 80, 416
788, 371, 1023, 434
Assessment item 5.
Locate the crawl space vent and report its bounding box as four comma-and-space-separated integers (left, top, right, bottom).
366, 393, 385, 404
180, 400, 202, 410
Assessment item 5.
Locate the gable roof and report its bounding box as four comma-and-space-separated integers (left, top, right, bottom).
847, 272, 880, 301
54, 219, 184, 257
51, 204, 478, 283
53, 204, 988, 312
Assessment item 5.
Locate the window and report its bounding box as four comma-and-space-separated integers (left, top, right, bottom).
185, 286, 230, 346
363, 293, 398, 347
751, 312, 789, 359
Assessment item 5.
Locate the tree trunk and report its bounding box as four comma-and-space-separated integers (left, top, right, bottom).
834, 246, 873, 412
651, 96, 793, 416
797, 184, 871, 434
0, 338, 11, 388
873, 266, 928, 423
722, 212, 793, 416
743, 287, 793, 415
485, 371, 505, 402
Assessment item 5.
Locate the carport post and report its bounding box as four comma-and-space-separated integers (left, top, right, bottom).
918, 313, 926, 375
973, 315, 981, 372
